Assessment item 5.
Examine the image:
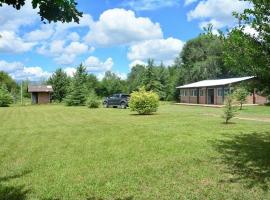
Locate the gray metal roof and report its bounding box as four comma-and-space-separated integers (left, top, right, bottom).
28, 85, 53, 92
176, 76, 254, 89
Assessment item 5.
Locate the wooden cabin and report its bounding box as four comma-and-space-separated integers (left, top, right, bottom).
28, 85, 53, 104
176, 77, 267, 105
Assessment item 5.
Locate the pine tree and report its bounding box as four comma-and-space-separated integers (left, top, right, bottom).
0, 85, 13, 107
65, 64, 88, 106
48, 68, 70, 102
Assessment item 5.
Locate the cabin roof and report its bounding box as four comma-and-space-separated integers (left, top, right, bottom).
28, 85, 53, 92
176, 76, 254, 89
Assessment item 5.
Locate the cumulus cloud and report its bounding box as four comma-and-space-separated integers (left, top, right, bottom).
184, 0, 198, 6
129, 60, 147, 69
84, 8, 163, 46
38, 40, 92, 65
0, 60, 51, 81
0, 31, 36, 53
24, 25, 54, 42
187, 0, 252, 29
122, 0, 179, 11
64, 67, 76, 77
128, 37, 184, 66
84, 56, 114, 73
0, 0, 38, 32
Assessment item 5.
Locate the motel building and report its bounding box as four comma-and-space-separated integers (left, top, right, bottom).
176, 76, 267, 105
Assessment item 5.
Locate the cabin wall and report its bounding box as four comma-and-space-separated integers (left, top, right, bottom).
38, 92, 50, 104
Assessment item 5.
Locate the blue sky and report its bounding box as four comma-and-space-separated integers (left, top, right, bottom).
0, 0, 252, 81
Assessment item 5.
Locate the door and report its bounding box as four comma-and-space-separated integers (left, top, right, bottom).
207, 89, 215, 104
32, 92, 38, 104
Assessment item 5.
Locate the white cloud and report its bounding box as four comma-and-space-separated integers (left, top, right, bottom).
0, 60, 50, 81
0, 31, 36, 53
64, 67, 76, 77
187, 0, 252, 29
96, 71, 127, 81
24, 25, 54, 42
0, 0, 38, 32
38, 40, 92, 65
184, 0, 198, 6
84, 8, 163, 46
129, 60, 147, 69
0, 60, 24, 72
122, 0, 179, 11
128, 37, 184, 66
67, 32, 80, 42
84, 56, 114, 73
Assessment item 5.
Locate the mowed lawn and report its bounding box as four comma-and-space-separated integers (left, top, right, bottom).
0, 104, 270, 200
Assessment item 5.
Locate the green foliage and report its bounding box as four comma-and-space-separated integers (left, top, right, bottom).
65, 64, 88, 106
0, 71, 17, 92
223, 95, 237, 124
233, 87, 249, 110
127, 60, 174, 101
86, 91, 100, 108
0, 0, 82, 23
48, 68, 70, 102
127, 64, 146, 92
177, 33, 228, 83
0, 85, 13, 107
99, 71, 127, 96
129, 87, 159, 115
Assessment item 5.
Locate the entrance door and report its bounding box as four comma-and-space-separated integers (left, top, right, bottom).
208, 89, 214, 104
32, 92, 38, 104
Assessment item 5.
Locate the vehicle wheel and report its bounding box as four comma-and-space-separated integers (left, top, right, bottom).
103, 102, 109, 108
120, 102, 127, 109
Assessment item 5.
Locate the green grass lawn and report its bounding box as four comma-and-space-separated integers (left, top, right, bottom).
0, 104, 270, 200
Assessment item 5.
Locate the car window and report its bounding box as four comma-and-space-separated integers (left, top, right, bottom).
122, 95, 130, 98
113, 94, 120, 98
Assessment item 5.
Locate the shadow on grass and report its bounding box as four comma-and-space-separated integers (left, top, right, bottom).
212, 132, 270, 190
0, 170, 31, 200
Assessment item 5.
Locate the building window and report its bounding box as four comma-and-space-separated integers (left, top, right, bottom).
190, 89, 197, 97
199, 89, 204, 96
217, 88, 223, 96
181, 89, 188, 96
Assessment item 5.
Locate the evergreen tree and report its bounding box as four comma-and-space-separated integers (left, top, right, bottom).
156, 63, 170, 100
48, 68, 70, 102
0, 85, 13, 107
127, 64, 146, 93
65, 64, 88, 106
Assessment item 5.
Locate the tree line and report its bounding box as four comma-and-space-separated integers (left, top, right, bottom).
0, 0, 269, 105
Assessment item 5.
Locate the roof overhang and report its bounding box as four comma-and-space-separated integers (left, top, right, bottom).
176, 76, 255, 89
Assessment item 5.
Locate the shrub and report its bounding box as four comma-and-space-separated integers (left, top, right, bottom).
86, 92, 100, 108
0, 85, 13, 107
223, 95, 237, 124
129, 87, 159, 115
233, 87, 249, 110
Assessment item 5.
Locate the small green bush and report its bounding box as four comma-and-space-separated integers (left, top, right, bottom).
86, 92, 100, 108
233, 87, 249, 110
129, 87, 159, 115
0, 85, 13, 107
223, 95, 237, 124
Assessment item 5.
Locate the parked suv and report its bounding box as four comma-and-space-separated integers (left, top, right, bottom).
103, 93, 130, 109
